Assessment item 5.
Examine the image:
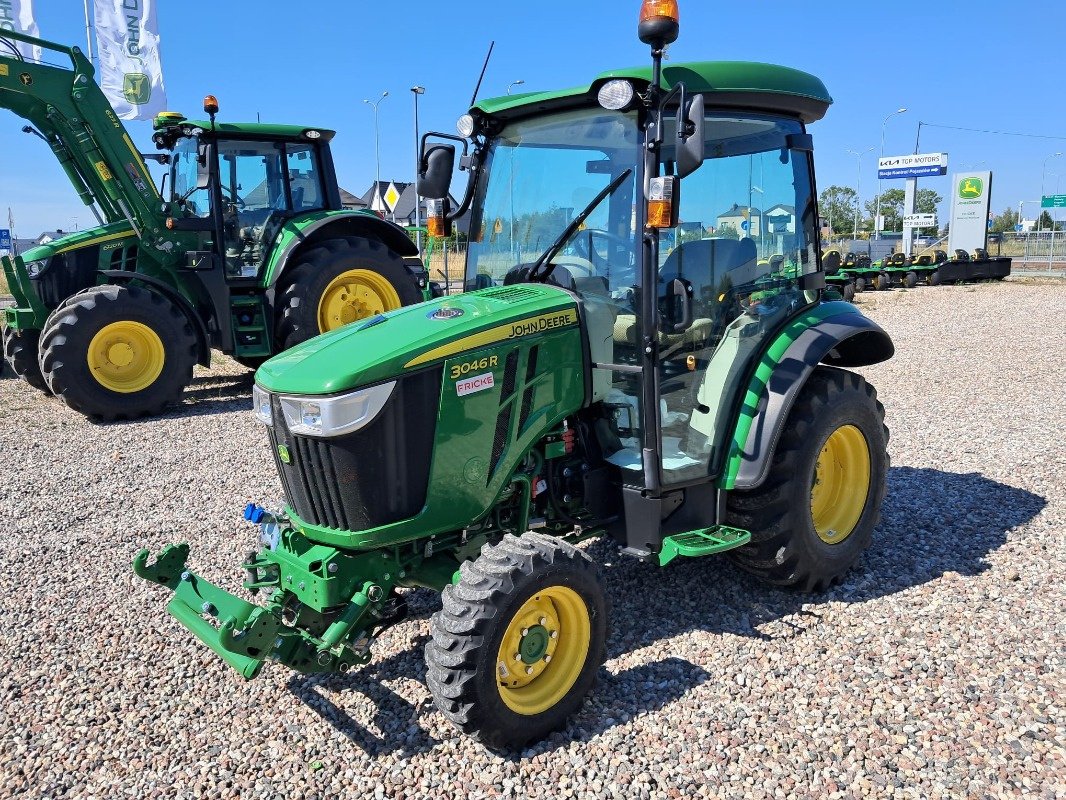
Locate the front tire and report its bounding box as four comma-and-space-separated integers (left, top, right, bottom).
2, 325, 48, 393
842, 283, 856, 303
276, 237, 421, 350
853, 277, 866, 293
905, 271, 918, 288
425, 533, 608, 750
38, 285, 197, 421
929, 269, 942, 286
725, 367, 889, 592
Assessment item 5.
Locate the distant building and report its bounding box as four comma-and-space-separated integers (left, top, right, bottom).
716, 203, 762, 237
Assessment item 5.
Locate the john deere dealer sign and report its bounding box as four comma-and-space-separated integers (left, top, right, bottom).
948, 171, 992, 255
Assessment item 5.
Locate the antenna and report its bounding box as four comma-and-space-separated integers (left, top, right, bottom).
469, 41, 495, 107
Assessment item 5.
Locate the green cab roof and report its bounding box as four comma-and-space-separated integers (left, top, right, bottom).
473, 61, 832, 124
153, 114, 336, 143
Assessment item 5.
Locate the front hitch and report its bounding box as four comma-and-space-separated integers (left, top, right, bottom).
134, 515, 406, 680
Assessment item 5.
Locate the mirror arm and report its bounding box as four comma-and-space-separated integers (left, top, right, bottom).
445, 145, 485, 224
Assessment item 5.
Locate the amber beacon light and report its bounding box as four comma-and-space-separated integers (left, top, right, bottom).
638, 0, 680, 47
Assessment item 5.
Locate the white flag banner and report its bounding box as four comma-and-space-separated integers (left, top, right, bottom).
94, 0, 167, 120
0, 0, 42, 62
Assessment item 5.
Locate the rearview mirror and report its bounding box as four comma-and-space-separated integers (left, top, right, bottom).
418, 143, 456, 200
675, 94, 705, 180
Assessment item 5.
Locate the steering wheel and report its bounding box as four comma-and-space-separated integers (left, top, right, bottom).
567, 228, 636, 281
219, 186, 246, 209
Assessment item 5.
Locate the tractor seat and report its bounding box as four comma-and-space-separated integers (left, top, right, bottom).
952, 249, 971, 262
914, 254, 934, 266
972, 248, 989, 260
613, 237, 758, 348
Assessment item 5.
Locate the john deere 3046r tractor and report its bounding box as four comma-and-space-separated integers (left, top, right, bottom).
137, 2, 894, 748
1, 31, 426, 420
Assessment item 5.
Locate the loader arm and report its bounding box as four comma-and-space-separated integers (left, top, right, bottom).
0, 30, 164, 239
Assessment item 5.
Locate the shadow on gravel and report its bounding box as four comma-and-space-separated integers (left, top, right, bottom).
287, 466, 1045, 755
167, 371, 256, 419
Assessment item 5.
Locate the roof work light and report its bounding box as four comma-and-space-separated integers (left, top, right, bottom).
638, 0, 680, 48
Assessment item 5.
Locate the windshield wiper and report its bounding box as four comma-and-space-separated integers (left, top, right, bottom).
527, 168, 633, 283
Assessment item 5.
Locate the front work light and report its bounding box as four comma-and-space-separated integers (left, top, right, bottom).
597, 80, 635, 110
456, 114, 475, 138
277, 381, 396, 438
638, 0, 680, 47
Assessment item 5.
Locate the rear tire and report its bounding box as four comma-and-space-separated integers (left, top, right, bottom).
842, 283, 855, 303
2, 325, 49, 393
276, 237, 420, 350
853, 277, 866, 293
425, 532, 608, 750
929, 270, 941, 286
38, 285, 197, 421
725, 367, 889, 592
904, 271, 918, 288
876, 271, 891, 290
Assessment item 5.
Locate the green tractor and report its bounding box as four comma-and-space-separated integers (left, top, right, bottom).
136, 1, 894, 749
0, 31, 427, 420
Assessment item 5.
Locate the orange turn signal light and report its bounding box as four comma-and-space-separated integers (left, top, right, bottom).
165, 217, 174, 230
427, 216, 447, 238
647, 200, 674, 228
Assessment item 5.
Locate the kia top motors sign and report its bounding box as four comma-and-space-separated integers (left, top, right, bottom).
878, 152, 949, 180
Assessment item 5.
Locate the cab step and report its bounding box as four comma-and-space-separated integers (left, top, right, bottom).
658, 525, 751, 566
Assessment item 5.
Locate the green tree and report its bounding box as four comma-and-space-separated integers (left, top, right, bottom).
714, 222, 740, 240
819, 185, 860, 235
915, 188, 942, 214
989, 207, 1020, 234
865, 189, 905, 232
1035, 210, 1062, 232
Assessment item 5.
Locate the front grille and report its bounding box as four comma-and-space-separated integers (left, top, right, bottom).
268, 368, 441, 531
34, 248, 98, 309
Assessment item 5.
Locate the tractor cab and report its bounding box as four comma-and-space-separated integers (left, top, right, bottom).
421, 54, 832, 553
153, 109, 341, 279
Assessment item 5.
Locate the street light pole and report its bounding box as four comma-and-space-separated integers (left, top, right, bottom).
411, 86, 425, 256
847, 147, 874, 241
1040, 152, 1062, 231
363, 90, 389, 216
507, 79, 525, 95
874, 107, 907, 240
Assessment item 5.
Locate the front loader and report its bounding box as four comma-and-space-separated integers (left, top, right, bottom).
137, 1, 895, 749
0, 30, 428, 421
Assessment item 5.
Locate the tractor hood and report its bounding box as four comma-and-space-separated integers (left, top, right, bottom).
256, 284, 579, 395
21, 221, 136, 268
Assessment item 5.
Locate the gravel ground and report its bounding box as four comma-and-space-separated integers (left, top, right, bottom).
0, 279, 1063, 799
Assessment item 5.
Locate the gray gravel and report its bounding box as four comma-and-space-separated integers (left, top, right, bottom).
1, 279, 1063, 799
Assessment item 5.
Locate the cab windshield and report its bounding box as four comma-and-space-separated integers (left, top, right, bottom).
465, 108, 642, 298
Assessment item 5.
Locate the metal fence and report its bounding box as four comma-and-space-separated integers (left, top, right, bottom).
995, 231, 1065, 275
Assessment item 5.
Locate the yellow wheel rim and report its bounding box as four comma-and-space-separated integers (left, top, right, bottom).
316, 269, 402, 333
87, 321, 165, 393
495, 586, 591, 716
810, 424, 871, 544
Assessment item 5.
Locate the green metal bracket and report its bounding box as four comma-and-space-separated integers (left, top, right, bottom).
658, 525, 752, 567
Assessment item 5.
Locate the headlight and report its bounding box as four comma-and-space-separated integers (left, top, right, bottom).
456, 114, 475, 138
252, 384, 273, 426
278, 381, 396, 438
24, 259, 48, 278
597, 79, 635, 110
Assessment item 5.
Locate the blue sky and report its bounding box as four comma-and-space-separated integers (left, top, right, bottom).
2, 0, 1064, 236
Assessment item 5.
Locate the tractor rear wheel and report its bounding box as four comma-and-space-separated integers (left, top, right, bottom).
2, 325, 49, 393
725, 366, 889, 592
276, 237, 420, 350
425, 532, 608, 750
905, 271, 918, 288
38, 285, 197, 421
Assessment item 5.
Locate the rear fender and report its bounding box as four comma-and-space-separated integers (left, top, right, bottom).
723, 308, 893, 491
263, 211, 420, 289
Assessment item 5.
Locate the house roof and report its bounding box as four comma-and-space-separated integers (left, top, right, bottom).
717, 203, 763, 218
